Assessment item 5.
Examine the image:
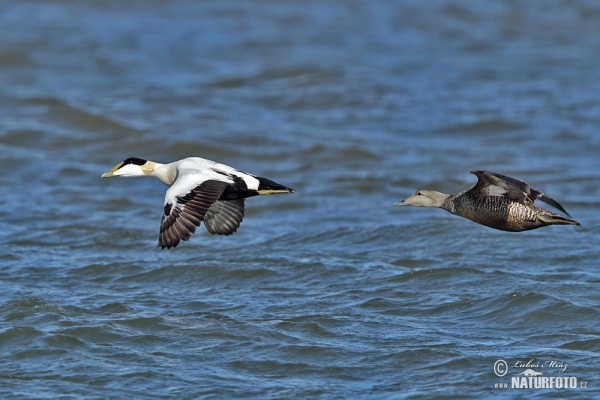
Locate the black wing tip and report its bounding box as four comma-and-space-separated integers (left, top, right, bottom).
159, 240, 180, 249
538, 194, 572, 217
158, 230, 186, 249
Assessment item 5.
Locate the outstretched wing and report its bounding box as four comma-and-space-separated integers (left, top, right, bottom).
469, 170, 532, 203
159, 179, 230, 249
536, 193, 571, 217
469, 170, 571, 216
204, 199, 245, 235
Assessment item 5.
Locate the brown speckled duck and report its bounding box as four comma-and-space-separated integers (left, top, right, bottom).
394, 170, 581, 232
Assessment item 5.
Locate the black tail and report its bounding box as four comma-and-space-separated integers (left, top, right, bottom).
257, 177, 294, 195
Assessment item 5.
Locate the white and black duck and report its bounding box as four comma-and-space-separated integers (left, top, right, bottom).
394, 170, 581, 232
102, 157, 294, 248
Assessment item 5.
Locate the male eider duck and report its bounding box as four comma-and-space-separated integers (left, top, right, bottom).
102, 157, 294, 248
394, 170, 581, 232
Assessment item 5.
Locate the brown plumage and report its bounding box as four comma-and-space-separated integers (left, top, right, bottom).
394, 170, 581, 232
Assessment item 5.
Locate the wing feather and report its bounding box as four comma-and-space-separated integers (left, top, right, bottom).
470, 170, 532, 204
159, 180, 229, 248
538, 194, 571, 217
204, 199, 245, 235
469, 170, 572, 215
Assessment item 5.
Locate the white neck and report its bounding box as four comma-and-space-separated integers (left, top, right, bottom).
151, 162, 178, 186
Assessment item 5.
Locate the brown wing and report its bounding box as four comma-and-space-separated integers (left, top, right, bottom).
469, 170, 572, 216
469, 170, 532, 204
204, 199, 245, 235
536, 193, 572, 217
159, 180, 229, 249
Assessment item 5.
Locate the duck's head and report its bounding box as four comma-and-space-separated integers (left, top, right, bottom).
102, 157, 156, 178
393, 190, 447, 208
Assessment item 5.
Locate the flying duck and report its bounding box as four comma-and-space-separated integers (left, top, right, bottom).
102, 157, 294, 248
394, 170, 581, 232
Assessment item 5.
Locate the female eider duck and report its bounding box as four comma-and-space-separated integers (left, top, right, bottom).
102, 157, 294, 248
394, 170, 581, 232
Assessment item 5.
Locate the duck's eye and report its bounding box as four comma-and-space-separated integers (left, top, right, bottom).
417, 192, 422, 196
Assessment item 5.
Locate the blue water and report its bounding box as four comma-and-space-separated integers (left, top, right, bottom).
1, 1, 599, 398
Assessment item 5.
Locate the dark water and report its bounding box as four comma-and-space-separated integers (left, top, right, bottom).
1, 1, 599, 398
